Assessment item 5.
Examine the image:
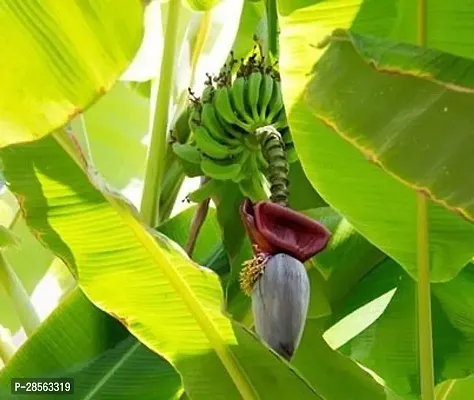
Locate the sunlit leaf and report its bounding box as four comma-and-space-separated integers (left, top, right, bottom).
278, 0, 474, 281
0, 133, 320, 399
0, 0, 143, 147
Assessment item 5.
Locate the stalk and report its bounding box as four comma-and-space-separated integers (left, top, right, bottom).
416, 1, 434, 398
264, 0, 279, 59
0, 325, 15, 363
141, 0, 182, 226
0, 253, 40, 336
416, 194, 434, 400
256, 126, 289, 206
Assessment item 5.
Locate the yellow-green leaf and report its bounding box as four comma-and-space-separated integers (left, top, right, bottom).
0, 133, 321, 399
0, 0, 143, 147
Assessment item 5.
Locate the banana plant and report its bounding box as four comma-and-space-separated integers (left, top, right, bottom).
1, 0, 474, 399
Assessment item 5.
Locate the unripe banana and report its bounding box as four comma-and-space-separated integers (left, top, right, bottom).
171, 106, 191, 144
215, 111, 245, 141
201, 155, 242, 180
186, 179, 220, 203
285, 142, 298, 164
201, 84, 215, 104
231, 151, 252, 183
188, 106, 201, 132
172, 143, 204, 177
258, 73, 274, 121
272, 109, 288, 130
281, 128, 292, 144
247, 71, 263, 121
172, 143, 201, 165
251, 253, 310, 360
193, 126, 242, 160
230, 76, 254, 124
266, 79, 284, 123
214, 87, 251, 131
257, 149, 269, 170
201, 103, 240, 146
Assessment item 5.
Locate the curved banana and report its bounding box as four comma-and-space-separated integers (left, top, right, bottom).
257, 148, 269, 170
231, 151, 252, 183
281, 128, 292, 144
186, 179, 220, 203
247, 71, 262, 121
230, 77, 254, 124
285, 142, 298, 163
214, 86, 251, 131
188, 106, 201, 132
201, 103, 240, 146
258, 73, 274, 121
172, 142, 201, 165
272, 109, 288, 130
193, 125, 242, 160
215, 111, 245, 141
201, 155, 242, 181
266, 79, 284, 123
238, 154, 267, 201
201, 84, 215, 103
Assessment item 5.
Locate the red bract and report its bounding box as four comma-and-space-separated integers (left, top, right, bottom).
240, 199, 331, 262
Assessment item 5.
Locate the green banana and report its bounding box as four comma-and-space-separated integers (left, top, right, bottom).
201, 155, 242, 180
188, 106, 201, 132
272, 109, 288, 130
186, 179, 221, 203
266, 79, 284, 123
247, 71, 262, 121
193, 125, 241, 160
258, 73, 274, 121
214, 111, 245, 141
201, 103, 240, 146
281, 128, 292, 144
172, 142, 201, 165
231, 151, 252, 183
230, 76, 253, 124
285, 142, 298, 163
213, 86, 251, 131
201, 84, 215, 103
257, 148, 269, 170
171, 106, 191, 144
172, 143, 204, 177
238, 155, 267, 201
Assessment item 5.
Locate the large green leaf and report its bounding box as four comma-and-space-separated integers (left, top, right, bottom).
332, 259, 474, 399
0, 0, 143, 147
0, 288, 182, 400
0, 133, 320, 399
0, 203, 229, 398
277, 0, 474, 281
307, 30, 474, 222
306, 208, 386, 305
294, 319, 386, 400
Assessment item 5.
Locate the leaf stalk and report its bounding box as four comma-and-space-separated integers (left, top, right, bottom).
416, 194, 435, 400
141, 0, 182, 226
0, 253, 40, 336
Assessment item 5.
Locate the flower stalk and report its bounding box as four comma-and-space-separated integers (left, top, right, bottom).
0, 252, 40, 336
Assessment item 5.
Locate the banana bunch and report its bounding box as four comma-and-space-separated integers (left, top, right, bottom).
173, 49, 297, 201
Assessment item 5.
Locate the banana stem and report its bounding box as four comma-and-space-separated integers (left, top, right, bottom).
141, 0, 181, 226
256, 126, 289, 206
185, 177, 211, 257
0, 253, 41, 336
265, 0, 279, 59
417, 194, 435, 400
